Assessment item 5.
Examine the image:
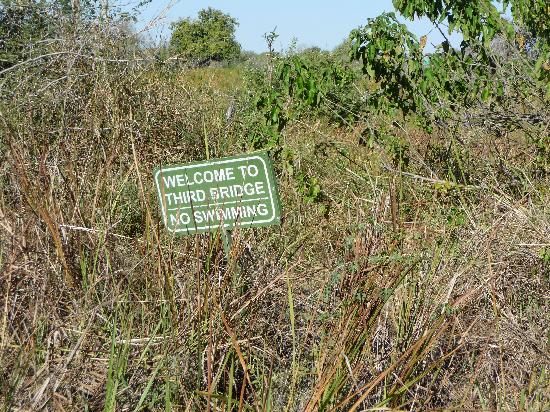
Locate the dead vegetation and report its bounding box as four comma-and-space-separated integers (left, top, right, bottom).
0, 10, 549, 412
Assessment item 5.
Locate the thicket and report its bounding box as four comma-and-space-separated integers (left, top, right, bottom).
244, 2, 549, 178
0, 0, 549, 410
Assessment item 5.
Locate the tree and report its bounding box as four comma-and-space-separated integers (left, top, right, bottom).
391, 0, 549, 90
169, 7, 241, 66
346, 0, 549, 135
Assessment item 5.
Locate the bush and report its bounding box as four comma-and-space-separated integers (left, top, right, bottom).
169, 7, 241, 66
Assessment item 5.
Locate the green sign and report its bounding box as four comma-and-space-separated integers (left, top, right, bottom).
154, 152, 281, 235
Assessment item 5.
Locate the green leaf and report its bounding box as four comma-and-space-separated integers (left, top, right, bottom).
534, 54, 544, 73
497, 82, 504, 97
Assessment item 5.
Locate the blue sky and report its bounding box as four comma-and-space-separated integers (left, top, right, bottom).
131, 0, 462, 53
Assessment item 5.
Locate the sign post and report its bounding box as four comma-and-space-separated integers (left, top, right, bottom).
153, 152, 281, 240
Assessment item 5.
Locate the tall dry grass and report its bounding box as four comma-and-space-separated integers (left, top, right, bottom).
0, 12, 549, 412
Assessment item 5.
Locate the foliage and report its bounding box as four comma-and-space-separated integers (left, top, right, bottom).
263, 27, 278, 55
509, 0, 549, 42
394, 0, 506, 44
0, 0, 142, 72
393, 0, 549, 92
393, 0, 549, 44
0, 0, 52, 69
169, 7, 241, 66
349, 13, 424, 119
247, 51, 357, 150
1, 0, 549, 410
243, 50, 358, 208
347, 7, 548, 147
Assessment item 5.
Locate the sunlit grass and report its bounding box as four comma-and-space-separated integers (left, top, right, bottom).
0, 32, 548, 411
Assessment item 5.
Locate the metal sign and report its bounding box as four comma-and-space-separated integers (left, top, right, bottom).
154, 152, 281, 235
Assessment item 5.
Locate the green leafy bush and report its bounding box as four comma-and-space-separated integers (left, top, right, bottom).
169, 7, 241, 66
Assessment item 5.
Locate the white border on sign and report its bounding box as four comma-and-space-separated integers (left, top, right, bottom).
154, 156, 277, 234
